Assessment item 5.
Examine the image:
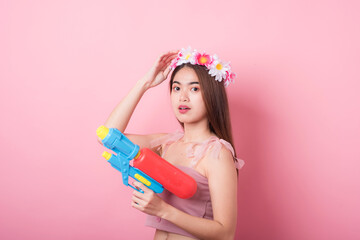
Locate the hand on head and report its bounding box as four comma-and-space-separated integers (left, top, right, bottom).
141, 50, 179, 90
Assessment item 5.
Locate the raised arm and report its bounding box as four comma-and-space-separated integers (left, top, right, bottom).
98, 50, 178, 148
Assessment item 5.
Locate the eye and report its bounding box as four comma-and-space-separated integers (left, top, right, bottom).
191, 87, 199, 92
173, 86, 180, 92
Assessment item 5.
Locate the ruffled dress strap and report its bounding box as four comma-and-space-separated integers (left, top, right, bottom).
185, 136, 245, 169
150, 132, 245, 170
150, 131, 184, 157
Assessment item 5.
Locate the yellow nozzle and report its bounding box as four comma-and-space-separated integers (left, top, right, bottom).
102, 151, 112, 161
134, 151, 141, 159
97, 125, 109, 140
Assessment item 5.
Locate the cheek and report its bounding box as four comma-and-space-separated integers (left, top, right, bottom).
195, 94, 205, 106
194, 95, 207, 114
170, 94, 177, 110
200, 101, 208, 116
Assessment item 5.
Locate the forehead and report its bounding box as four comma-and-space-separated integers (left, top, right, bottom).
173, 67, 199, 84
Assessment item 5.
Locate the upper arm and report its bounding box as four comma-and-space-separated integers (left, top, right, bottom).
205, 147, 238, 236
125, 133, 167, 153
96, 128, 167, 154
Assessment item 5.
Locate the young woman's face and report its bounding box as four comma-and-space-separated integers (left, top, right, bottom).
171, 67, 207, 124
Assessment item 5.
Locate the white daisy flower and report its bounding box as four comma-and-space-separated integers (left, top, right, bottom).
177, 46, 195, 66
208, 54, 230, 82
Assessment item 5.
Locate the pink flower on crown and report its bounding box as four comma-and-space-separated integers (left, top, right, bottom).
224, 71, 236, 87
170, 57, 180, 69
194, 52, 213, 67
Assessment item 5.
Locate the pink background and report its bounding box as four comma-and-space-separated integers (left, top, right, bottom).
1, 0, 359, 239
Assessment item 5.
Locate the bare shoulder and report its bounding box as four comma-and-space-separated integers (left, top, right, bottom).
203, 145, 236, 179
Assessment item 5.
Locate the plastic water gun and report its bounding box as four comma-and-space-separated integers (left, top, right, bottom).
96, 125, 197, 199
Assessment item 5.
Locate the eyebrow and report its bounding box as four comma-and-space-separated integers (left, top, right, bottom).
173, 81, 199, 85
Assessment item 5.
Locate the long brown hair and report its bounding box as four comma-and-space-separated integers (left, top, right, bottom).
169, 63, 238, 166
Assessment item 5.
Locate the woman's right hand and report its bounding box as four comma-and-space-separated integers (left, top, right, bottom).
103, 50, 179, 133
140, 50, 179, 90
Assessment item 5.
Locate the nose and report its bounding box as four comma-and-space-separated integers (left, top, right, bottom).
179, 90, 189, 102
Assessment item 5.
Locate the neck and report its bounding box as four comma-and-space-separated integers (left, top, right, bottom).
182, 119, 213, 143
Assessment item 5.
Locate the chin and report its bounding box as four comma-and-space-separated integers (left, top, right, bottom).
175, 115, 190, 124
174, 112, 206, 125
176, 117, 202, 125
175, 116, 186, 123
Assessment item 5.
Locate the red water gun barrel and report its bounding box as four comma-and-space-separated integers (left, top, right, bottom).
133, 148, 197, 199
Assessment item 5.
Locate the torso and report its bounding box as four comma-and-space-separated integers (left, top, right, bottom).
161, 137, 214, 178
154, 230, 197, 240
148, 131, 242, 239
151, 136, 214, 240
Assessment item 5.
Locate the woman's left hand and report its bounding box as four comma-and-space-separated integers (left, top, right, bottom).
131, 181, 169, 217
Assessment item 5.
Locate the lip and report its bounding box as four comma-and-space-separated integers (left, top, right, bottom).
178, 105, 191, 114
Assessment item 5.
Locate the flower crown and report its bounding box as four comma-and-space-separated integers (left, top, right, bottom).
170, 47, 236, 87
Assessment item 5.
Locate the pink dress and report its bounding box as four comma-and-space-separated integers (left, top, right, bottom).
145, 131, 245, 239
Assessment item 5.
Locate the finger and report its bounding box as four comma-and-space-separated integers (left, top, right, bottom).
159, 55, 177, 71
159, 52, 168, 62
163, 50, 179, 57
155, 53, 166, 64
162, 52, 179, 64
132, 188, 145, 199
156, 53, 173, 69
166, 53, 179, 65
155, 52, 171, 67
160, 50, 179, 62
131, 199, 143, 210
154, 51, 178, 72
133, 181, 150, 193
159, 51, 175, 62
132, 194, 145, 205
169, 49, 180, 55
163, 65, 172, 78
162, 59, 176, 73
165, 57, 177, 68
132, 189, 141, 198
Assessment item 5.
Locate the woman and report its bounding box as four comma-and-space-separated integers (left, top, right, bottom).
100, 47, 244, 240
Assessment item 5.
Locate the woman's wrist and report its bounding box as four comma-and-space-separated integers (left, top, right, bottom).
135, 78, 151, 93
159, 201, 175, 220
